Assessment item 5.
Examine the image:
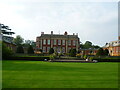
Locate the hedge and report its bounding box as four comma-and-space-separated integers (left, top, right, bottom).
6, 56, 50, 61
93, 58, 120, 62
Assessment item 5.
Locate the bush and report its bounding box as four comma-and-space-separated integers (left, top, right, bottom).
92, 56, 120, 62
104, 49, 109, 56
69, 49, 77, 57
2, 43, 13, 59
83, 55, 88, 59
16, 45, 24, 53
50, 54, 57, 60
89, 57, 94, 61
9, 56, 50, 61
96, 48, 104, 56
27, 45, 34, 54
49, 48, 54, 54
76, 53, 81, 58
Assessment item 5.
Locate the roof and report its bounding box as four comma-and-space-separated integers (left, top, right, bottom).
38, 34, 79, 39
103, 40, 120, 47
2, 36, 16, 45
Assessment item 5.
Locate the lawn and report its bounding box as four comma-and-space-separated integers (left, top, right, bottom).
2, 60, 118, 88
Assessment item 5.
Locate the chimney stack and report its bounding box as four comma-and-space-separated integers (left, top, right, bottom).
41, 32, 44, 35
76, 33, 78, 36
64, 31, 68, 35
51, 31, 53, 35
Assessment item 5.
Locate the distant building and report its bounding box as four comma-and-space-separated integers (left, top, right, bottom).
0, 23, 16, 53
2, 36, 16, 53
36, 31, 80, 53
79, 48, 98, 56
103, 36, 120, 56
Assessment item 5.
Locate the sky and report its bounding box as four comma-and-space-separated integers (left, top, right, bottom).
0, 0, 119, 46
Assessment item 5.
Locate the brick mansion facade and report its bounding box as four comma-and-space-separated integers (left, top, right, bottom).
103, 36, 120, 56
36, 31, 80, 53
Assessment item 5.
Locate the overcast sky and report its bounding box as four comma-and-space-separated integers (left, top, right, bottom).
0, 0, 119, 46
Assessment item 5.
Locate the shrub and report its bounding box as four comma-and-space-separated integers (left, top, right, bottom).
96, 48, 104, 56
104, 49, 109, 56
16, 45, 24, 53
2, 43, 13, 59
27, 45, 34, 54
9, 56, 50, 61
76, 53, 81, 58
49, 48, 54, 54
83, 55, 87, 59
89, 57, 94, 61
69, 49, 77, 57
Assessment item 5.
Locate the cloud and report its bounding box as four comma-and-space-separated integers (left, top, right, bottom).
0, 1, 118, 46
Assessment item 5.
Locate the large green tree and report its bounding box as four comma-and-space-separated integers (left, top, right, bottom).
80, 41, 100, 49
16, 45, 24, 53
104, 49, 109, 56
13, 35, 24, 45
23, 40, 36, 49
84, 41, 92, 48
27, 45, 34, 54
96, 48, 104, 56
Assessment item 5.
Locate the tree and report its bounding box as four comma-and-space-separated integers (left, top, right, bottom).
24, 40, 36, 48
49, 48, 54, 54
96, 48, 104, 56
104, 49, 109, 56
13, 35, 24, 45
84, 41, 92, 49
93, 45, 100, 49
69, 48, 77, 57
2, 42, 13, 59
16, 45, 24, 53
27, 45, 34, 54
80, 41, 100, 49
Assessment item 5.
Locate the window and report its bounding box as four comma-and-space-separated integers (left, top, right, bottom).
68, 40, 71, 45
68, 47, 71, 51
43, 47, 46, 52
58, 40, 61, 45
62, 47, 65, 53
47, 47, 50, 52
47, 39, 50, 45
54, 40, 56, 45
62, 40, 65, 45
57, 47, 61, 53
43, 39, 46, 45
73, 40, 76, 46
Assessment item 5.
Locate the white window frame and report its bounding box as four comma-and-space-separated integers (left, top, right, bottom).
47, 39, 50, 45
43, 39, 46, 45
58, 40, 61, 45
62, 40, 65, 45
54, 40, 56, 45
68, 40, 71, 45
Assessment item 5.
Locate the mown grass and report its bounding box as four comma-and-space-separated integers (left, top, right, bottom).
2, 60, 118, 88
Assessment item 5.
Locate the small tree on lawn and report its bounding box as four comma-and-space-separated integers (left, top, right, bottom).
96, 48, 104, 56
104, 49, 109, 56
16, 45, 24, 53
27, 45, 34, 54
49, 48, 54, 54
